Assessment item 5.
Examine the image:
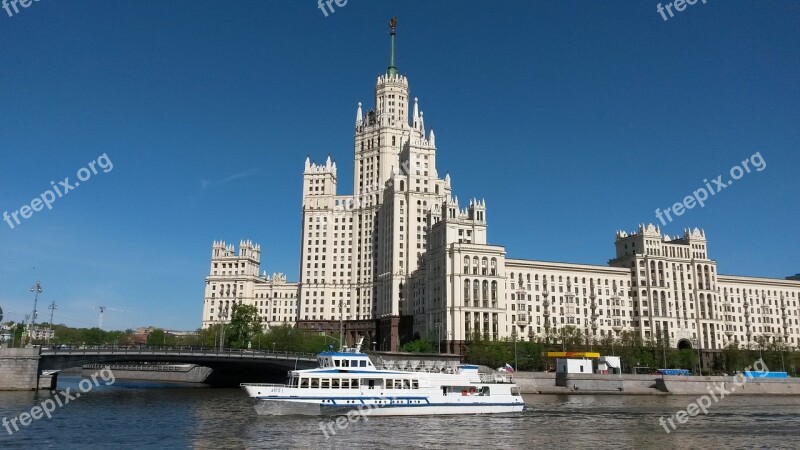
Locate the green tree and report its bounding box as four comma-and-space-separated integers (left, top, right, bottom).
225, 304, 263, 349
147, 329, 166, 346
670, 348, 697, 371
399, 339, 436, 353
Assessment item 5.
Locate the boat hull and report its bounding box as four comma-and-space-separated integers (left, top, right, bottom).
252, 398, 525, 416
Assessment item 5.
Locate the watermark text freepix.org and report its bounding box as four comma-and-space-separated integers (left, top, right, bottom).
2, 368, 115, 436
655, 151, 765, 226
2, 0, 45, 18
318, 397, 397, 439
659, 358, 769, 433
3, 153, 114, 230
657, 0, 709, 22
317, 0, 349, 17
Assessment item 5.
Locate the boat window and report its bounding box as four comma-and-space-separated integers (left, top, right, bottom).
332, 379, 340, 389
360, 360, 367, 367
481, 387, 490, 396
402, 379, 410, 389
300, 378, 308, 388
385, 379, 392, 389
334, 360, 340, 367
394, 380, 403, 389
412, 380, 419, 389
341, 379, 350, 389
368, 380, 374, 389
352, 379, 359, 389
311, 378, 319, 388
322, 379, 330, 389
343, 360, 350, 368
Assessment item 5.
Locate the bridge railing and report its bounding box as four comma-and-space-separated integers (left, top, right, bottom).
40, 345, 318, 359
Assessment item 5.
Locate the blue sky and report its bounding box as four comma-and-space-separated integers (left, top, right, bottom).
1, 1, 798, 331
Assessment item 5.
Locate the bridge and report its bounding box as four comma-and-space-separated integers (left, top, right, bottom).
11, 346, 319, 388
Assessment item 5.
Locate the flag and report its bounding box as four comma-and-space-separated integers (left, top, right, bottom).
504, 363, 515, 372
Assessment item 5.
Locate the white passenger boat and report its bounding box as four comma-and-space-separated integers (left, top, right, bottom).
240, 338, 525, 416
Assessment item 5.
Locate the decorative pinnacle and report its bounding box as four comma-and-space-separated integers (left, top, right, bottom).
387, 17, 398, 77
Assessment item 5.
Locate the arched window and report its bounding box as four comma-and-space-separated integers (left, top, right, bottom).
491, 281, 497, 301
472, 257, 479, 275
481, 257, 488, 275
464, 279, 470, 301
490, 258, 497, 276
463, 256, 470, 274
473, 281, 479, 303
482, 280, 489, 301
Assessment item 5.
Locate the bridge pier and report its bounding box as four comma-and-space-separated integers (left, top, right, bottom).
0, 348, 43, 391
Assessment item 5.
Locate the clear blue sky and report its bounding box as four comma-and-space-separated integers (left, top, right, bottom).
1, 1, 798, 331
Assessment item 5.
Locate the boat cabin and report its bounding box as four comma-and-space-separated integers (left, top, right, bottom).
316, 351, 375, 370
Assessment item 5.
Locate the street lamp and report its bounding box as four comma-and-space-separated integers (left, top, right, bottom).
338, 301, 347, 352
692, 337, 702, 376
512, 327, 518, 372
47, 302, 58, 345
30, 281, 42, 329
434, 323, 442, 354
26, 282, 42, 345
218, 305, 229, 351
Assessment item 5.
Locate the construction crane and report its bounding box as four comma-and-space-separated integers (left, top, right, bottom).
94, 306, 126, 330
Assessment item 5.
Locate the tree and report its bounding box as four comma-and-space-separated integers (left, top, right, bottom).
226, 304, 262, 349
399, 339, 436, 353
147, 329, 166, 346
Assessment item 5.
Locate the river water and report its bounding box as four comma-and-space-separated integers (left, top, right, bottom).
0, 376, 798, 449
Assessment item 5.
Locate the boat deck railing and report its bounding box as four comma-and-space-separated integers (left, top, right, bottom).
375, 365, 457, 374
239, 383, 286, 387
479, 373, 513, 383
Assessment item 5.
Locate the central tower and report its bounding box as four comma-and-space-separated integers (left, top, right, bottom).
299, 18, 449, 351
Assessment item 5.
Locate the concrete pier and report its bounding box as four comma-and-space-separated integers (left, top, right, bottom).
0, 348, 41, 391
513, 371, 800, 395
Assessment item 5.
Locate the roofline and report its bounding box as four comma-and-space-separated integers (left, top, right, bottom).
505, 258, 631, 274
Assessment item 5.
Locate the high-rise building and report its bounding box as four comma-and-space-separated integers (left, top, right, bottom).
202, 22, 800, 355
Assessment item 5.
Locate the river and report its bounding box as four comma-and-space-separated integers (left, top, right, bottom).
0, 376, 798, 449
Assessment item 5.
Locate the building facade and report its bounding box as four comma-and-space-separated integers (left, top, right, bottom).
201, 25, 800, 353
201, 240, 298, 330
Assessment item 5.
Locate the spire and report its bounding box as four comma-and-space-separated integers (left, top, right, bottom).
412, 97, 419, 128
356, 102, 363, 125
387, 17, 398, 77
429, 128, 435, 147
